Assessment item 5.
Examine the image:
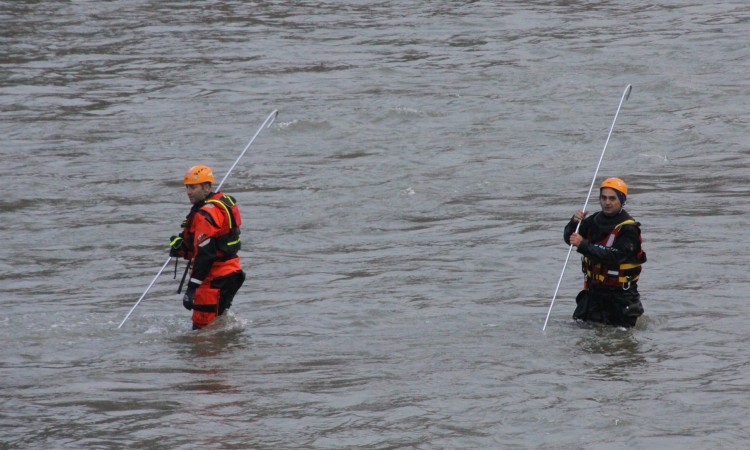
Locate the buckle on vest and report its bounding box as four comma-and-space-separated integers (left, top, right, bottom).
623, 276, 632, 291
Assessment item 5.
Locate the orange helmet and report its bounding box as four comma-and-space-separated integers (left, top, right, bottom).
184, 165, 214, 185
600, 177, 627, 196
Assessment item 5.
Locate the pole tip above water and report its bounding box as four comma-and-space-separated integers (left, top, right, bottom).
267, 110, 279, 127
624, 84, 632, 101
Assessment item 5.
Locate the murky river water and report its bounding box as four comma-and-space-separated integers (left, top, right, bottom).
3, 1, 750, 448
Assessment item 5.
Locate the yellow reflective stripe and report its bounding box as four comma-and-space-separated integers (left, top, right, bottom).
614, 219, 636, 231
589, 273, 640, 283
206, 198, 233, 229
584, 260, 641, 271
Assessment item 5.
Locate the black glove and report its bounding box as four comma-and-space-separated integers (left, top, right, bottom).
169, 235, 184, 257
183, 286, 195, 310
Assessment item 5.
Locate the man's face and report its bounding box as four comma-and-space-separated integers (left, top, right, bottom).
185, 183, 212, 204
599, 187, 622, 216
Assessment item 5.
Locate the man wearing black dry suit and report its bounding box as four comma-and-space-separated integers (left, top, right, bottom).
564, 177, 646, 328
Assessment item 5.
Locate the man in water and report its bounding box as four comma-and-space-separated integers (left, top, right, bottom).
170, 165, 246, 329
564, 177, 646, 328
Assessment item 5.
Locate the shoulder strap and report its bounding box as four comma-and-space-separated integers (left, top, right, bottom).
614, 219, 636, 231
205, 194, 237, 229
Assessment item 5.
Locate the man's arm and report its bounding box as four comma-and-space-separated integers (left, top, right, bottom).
576, 224, 640, 265
188, 210, 220, 288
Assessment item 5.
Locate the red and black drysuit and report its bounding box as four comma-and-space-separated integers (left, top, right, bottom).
172, 192, 245, 329
564, 209, 646, 328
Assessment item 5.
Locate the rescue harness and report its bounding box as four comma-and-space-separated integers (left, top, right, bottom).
582, 219, 646, 290
204, 193, 242, 258
181, 192, 242, 262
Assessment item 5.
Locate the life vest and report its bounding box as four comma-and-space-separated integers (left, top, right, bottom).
583, 219, 646, 289
204, 192, 242, 260
182, 192, 242, 261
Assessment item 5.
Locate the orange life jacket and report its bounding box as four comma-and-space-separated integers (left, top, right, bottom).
182, 192, 242, 262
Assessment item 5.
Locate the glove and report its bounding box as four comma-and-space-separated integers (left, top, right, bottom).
183, 286, 195, 310
169, 235, 184, 257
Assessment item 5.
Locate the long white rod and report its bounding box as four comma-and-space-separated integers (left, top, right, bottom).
542, 85, 631, 332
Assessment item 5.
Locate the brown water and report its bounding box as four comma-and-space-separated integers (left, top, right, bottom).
3, 1, 750, 448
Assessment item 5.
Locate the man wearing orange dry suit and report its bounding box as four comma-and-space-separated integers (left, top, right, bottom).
564, 177, 646, 328
169, 165, 245, 329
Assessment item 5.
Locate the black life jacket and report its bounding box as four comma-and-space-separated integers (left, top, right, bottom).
583, 219, 646, 289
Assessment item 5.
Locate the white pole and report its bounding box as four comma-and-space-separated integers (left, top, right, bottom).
117, 257, 172, 328
542, 85, 631, 332
217, 110, 278, 191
